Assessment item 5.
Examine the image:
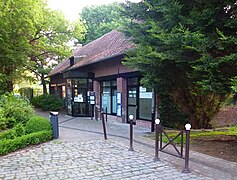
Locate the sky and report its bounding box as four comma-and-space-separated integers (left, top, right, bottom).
47, 0, 141, 22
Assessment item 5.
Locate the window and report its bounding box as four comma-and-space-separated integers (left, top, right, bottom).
101, 80, 117, 114
127, 78, 139, 122
139, 86, 153, 120
127, 77, 153, 122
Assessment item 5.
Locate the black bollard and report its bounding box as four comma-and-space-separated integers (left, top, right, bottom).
101, 110, 107, 140
154, 119, 160, 161
128, 115, 134, 151
50, 112, 59, 139
182, 123, 191, 173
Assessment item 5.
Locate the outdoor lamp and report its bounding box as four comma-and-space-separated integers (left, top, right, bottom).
155, 119, 160, 125
129, 115, 134, 120
185, 123, 191, 130
50, 112, 59, 116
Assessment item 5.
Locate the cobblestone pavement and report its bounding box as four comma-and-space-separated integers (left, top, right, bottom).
5, 109, 233, 180
0, 140, 212, 180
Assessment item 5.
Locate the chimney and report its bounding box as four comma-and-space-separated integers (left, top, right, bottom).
69, 56, 74, 66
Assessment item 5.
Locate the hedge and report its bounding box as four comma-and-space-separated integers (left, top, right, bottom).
0, 130, 52, 156
25, 116, 51, 134
31, 94, 64, 111
0, 124, 25, 140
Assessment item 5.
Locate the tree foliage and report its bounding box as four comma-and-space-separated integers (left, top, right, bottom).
122, 0, 237, 128
28, 7, 86, 94
0, 0, 86, 94
80, 3, 127, 44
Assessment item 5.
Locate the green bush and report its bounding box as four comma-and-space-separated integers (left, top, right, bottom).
0, 117, 7, 130
0, 130, 52, 155
0, 129, 15, 140
25, 116, 51, 134
14, 123, 25, 137
31, 94, 63, 111
0, 93, 35, 129
0, 124, 25, 140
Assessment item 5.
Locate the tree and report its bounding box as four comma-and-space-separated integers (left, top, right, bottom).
0, 0, 86, 94
80, 3, 127, 44
122, 0, 237, 128
28, 9, 86, 94
0, 0, 41, 93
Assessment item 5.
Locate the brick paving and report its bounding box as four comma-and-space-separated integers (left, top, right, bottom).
0, 140, 211, 180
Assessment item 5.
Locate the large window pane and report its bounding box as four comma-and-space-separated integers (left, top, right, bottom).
102, 87, 111, 114
101, 80, 117, 114
111, 80, 117, 86
139, 86, 152, 120
102, 81, 110, 86
128, 78, 138, 86
128, 88, 137, 105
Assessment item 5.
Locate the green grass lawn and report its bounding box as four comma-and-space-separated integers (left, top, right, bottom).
146, 125, 237, 144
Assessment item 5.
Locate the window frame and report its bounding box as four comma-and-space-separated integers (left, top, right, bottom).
100, 80, 117, 115
127, 77, 153, 122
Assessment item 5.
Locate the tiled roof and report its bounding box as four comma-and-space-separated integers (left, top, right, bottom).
48, 30, 134, 76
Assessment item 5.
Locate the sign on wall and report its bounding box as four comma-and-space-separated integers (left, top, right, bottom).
88, 91, 96, 105
116, 92, 122, 116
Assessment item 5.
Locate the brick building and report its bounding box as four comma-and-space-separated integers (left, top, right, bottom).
48, 30, 156, 129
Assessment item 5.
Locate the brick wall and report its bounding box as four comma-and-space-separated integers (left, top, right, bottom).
117, 77, 127, 123
107, 115, 123, 123
136, 120, 151, 129
93, 80, 100, 107
212, 105, 237, 127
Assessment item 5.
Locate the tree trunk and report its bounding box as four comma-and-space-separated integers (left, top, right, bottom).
6, 80, 14, 93
41, 74, 47, 94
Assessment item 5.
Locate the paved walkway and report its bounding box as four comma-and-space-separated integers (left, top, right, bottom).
0, 110, 236, 180
0, 140, 210, 180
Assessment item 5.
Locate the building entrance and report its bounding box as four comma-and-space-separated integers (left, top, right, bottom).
66, 78, 93, 117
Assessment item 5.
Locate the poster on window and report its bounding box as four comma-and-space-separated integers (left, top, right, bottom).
117, 104, 122, 116
116, 92, 122, 116
116, 92, 122, 104
78, 94, 83, 102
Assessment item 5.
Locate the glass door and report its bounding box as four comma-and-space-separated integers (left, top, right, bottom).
72, 79, 88, 116
127, 77, 139, 123
127, 87, 138, 123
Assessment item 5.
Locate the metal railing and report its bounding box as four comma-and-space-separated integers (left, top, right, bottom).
154, 119, 191, 173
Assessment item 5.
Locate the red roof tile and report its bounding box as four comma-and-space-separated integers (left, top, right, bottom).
48, 30, 134, 76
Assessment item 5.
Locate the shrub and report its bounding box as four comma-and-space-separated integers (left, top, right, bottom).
0, 117, 17, 130
14, 123, 25, 137
0, 93, 35, 129
0, 117, 7, 130
0, 129, 15, 140
0, 124, 25, 140
31, 94, 64, 111
0, 130, 52, 155
25, 116, 51, 134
